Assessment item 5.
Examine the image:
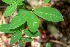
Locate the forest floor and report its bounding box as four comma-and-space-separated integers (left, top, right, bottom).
0, 0, 70, 47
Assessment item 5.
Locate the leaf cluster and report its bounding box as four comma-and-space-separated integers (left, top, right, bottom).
0, 0, 64, 47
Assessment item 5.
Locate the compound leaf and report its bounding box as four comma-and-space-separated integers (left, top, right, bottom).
0, 24, 14, 33
27, 12, 39, 33
16, 0, 23, 4
19, 38, 24, 47
24, 30, 40, 37
10, 9, 28, 29
2, 0, 16, 4
10, 31, 22, 44
3, 4, 17, 17
0, 24, 10, 31
34, 7, 64, 22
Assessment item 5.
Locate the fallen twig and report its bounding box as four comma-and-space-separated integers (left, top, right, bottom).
50, 40, 68, 47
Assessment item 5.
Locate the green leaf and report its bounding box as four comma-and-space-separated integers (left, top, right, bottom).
2, 0, 16, 4
2, 0, 23, 5
19, 38, 24, 47
0, 24, 10, 31
34, 7, 64, 22
10, 9, 28, 29
0, 24, 14, 33
22, 37, 32, 42
16, 0, 23, 4
24, 30, 40, 37
3, 4, 17, 17
27, 12, 39, 33
44, 0, 50, 3
18, 2, 23, 5
46, 42, 51, 47
10, 31, 22, 44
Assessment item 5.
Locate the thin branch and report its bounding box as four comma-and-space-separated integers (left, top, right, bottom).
50, 40, 68, 47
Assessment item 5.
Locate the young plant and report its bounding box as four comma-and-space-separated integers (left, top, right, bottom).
0, 0, 64, 47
